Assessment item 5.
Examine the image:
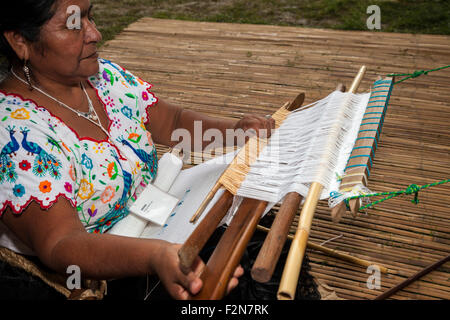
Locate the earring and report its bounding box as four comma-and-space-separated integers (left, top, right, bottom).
23, 60, 33, 91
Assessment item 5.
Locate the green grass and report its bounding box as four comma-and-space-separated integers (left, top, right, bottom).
1, 0, 448, 69
91, 0, 450, 45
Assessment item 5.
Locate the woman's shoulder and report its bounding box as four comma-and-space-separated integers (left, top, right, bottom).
89, 58, 158, 113
90, 58, 153, 92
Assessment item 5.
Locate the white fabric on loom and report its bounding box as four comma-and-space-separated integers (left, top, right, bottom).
236, 90, 371, 203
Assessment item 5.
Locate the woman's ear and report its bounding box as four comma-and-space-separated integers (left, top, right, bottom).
2, 31, 30, 61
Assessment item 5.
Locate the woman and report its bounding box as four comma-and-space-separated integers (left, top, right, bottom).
0, 0, 274, 299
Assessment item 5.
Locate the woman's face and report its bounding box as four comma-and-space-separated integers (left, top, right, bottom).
29, 0, 102, 84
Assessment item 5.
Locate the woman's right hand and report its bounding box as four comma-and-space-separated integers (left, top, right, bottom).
152, 241, 243, 300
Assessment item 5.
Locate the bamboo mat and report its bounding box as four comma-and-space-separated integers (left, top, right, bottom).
99, 18, 450, 300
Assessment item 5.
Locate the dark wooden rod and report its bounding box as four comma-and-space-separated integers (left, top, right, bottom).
192, 198, 268, 300
374, 254, 449, 300
251, 192, 303, 283
178, 190, 234, 274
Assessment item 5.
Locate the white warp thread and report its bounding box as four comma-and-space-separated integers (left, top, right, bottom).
236, 90, 371, 203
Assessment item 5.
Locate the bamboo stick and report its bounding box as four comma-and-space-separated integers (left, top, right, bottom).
277, 66, 367, 300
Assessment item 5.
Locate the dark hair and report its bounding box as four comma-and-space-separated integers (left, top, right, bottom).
0, 0, 57, 62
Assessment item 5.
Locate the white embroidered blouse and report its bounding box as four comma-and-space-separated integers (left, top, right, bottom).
0, 59, 158, 253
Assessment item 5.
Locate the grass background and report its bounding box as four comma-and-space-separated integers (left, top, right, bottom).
0, 0, 449, 73
92, 0, 450, 45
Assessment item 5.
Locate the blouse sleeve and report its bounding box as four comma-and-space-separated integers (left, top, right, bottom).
98, 59, 158, 126
0, 106, 76, 215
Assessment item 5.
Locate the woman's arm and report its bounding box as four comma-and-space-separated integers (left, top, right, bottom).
146, 99, 275, 149
1, 199, 213, 299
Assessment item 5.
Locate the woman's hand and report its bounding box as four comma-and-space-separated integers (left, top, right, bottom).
153, 242, 244, 300
233, 114, 275, 141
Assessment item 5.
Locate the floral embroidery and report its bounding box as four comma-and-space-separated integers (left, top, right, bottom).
88, 204, 98, 217
100, 186, 115, 204
105, 96, 115, 107
81, 153, 93, 170
106, 162, 119, 180
127, 132, 141, 144
139, 117, 146, 130
92, 143, 106, 154
39, 180, 52, 193
121, 106, 132, 119
18, 160, 31, 171
78, 179, 94, 200
11, 108, 30, 120
121, 72, 138, 87
102, 69, 113, 84
64, 182, 73, 193
111, 116, 121, 129
7, 98, 21, 106
68, 164, 76, 181
13, 184, 25, 197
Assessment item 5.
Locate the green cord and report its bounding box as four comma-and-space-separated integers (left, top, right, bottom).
387, 65, 450, 84
344, 179, 450, 211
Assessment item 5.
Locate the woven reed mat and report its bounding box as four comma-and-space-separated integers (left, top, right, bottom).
99, 18, 450, 300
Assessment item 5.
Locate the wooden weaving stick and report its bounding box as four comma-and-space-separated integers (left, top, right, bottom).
192, 198, 268, 299
277, 66, 367, 300
330, 76, 394, 222
179, 190, 234, 274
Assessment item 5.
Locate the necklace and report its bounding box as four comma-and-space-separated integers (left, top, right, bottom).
10, 67, 110, 138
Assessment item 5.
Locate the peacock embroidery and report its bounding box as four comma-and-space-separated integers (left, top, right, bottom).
0, 126, 20, 183
20, 127, 62, 180
118, 135, 158, 179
